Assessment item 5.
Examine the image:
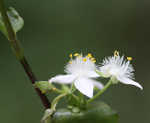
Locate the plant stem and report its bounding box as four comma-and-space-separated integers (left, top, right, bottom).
41, 93, 67, 123
87, 80, 112, 104
51, 93, 67, 111
0, 0, 50, 109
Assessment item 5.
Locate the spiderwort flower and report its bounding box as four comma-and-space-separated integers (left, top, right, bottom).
98, 51, 143, 90
49, 53, 104, 98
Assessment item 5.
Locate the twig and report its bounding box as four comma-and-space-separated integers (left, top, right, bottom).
0, 0, 50, 109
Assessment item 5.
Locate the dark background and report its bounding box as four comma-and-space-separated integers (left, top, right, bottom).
0, 0, 149, 123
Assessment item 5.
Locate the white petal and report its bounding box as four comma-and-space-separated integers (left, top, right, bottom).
49, 74, 76, 84
87, 71, 100, 78
117, 76, 143, 90
92, 80, 104, 89
74, 78, 94, 98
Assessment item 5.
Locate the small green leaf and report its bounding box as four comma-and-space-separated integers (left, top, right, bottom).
7, 7, 24, 33
51, 102, 119, 123
35, 81, 54, 93
0, 7, 24, 37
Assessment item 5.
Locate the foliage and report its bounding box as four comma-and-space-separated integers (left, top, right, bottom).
0, 7, 24, 38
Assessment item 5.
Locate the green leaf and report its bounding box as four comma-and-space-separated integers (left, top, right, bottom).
0, 7, 24, 37
35, 81, 54, 93
51, 102, 119, 123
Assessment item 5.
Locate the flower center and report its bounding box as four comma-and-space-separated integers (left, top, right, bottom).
68, 53, 96, 64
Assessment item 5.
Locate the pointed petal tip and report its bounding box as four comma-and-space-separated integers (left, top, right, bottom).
93, 81, 104, 90
48, 77, 56, 83
48, 78, 52, 83
84, 92, 93, 98
138, 84, 143, 90
117, 76, 143, 90
128, 81, 143, 90
74, 77, 94, 98
48, 74, 75, 84
88, 94, 93, 98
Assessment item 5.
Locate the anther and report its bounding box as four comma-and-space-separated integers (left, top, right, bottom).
127, 57, 132, 61
74, 53, 79, 57
114, 50, 119, 57
91, 57, 96, 63
69, 54, 73, 58
92, 60, 96, 63
87, 53, 92, 58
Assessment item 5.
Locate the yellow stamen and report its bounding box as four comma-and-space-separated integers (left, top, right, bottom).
91, 57, 95, 61
114, 50, 119, 57
83, 58, 87, 62
92, 60, 96, 63
87, 53, 92, 58
74, 53, 79, 57
91, 57, 96, 63
69, 54, 73, 58
127, 57, 132, 61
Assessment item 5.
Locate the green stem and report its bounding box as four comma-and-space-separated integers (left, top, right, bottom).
72, 93, 80, 102
51, 93, 67, 111
70, 84, 80, 103
0, 0, 50, 109
41, 93, 67, 123
70, 84, 76, 94
87, 80, 112, 104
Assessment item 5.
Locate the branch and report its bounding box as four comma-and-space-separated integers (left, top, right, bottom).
0, 0, 50, 109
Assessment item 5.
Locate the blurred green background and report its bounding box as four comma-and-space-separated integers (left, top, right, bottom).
0, 0, 149, 123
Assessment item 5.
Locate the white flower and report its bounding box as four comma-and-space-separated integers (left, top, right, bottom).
49, 53, 104, 98
98, 51, 143, 90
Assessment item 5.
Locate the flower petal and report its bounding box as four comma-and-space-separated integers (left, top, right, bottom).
87, 71, 100, 78
117, 76, 143, 90
74, 78, 94, 98
49, 74, 76, 84
92, 80, 104, 89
